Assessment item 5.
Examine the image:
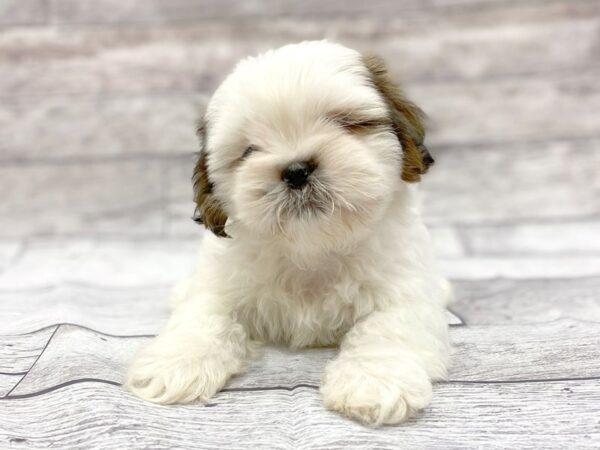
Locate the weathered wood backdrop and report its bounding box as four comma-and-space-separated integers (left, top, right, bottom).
1, 0, 599, 448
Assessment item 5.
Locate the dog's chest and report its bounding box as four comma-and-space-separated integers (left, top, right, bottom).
233, 255, 369, 348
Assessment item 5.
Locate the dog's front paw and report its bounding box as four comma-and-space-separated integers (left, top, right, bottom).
320, 357, 432, 426
126, 343, 231, 404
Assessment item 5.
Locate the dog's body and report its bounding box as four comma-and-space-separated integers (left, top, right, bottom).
128, 41, 451, 426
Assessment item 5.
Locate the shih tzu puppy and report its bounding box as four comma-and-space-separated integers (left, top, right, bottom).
127, 41, 451, 426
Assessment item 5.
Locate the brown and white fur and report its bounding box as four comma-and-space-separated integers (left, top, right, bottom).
127, 41, 451, 427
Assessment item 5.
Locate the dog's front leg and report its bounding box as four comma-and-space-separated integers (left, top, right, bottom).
127, 295, 253, 404
320, 290, 449, 426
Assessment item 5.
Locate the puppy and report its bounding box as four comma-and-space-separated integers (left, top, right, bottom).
127, 41, 451, 427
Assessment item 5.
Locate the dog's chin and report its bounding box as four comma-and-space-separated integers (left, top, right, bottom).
231, 180, 385, 258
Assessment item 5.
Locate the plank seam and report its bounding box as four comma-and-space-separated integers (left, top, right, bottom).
3, 325, 59, 398
1, 322, 157, 338
3, 376, 600, 401
0, 317, 464, 339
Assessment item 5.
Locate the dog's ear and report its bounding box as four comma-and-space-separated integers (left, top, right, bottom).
192, 120, 229, 237
362, 53, 434, 182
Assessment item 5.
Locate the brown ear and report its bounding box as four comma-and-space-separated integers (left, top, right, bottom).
362, 53, 434, 182
192, 120, 229, 237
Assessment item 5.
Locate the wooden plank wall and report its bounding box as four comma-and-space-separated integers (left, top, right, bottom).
1, 0, 599, 448
0, 0, 599, 239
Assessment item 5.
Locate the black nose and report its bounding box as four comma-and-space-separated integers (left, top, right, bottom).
281, 161, 316, 189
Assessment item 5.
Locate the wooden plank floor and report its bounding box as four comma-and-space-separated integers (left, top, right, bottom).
1, 0, 599, 448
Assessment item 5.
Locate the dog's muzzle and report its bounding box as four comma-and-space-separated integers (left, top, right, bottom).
281, 160, 317, 190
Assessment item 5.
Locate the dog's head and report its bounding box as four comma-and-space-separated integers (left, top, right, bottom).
193, 41, 432, 251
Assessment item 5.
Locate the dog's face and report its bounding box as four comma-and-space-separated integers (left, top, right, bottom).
193, 41, 432, 253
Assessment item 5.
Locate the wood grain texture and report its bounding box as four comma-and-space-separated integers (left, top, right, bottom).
8, 325, 149, 397
164, 156, 200, 237
422, 140, 600, 225
0, 283, 462, 335
2, 240, 599, 295
0, 1, 599, 446
0, 373, 22, 397
0, 95, 203, 160
0, 285, 171, 335
0, 242, 21, 273
2, 72, 599, 160
44, 0, 600, 25
453, 277, 600, 325
457, 221, 600, 256
4, 274, 596, 337
437, 221, 600, 258
0, 327, 56, 373
1, 16, 598, 97
0, 240, 196, 290
415, 71, 600, 147
440, 256, 600, 280
9, 319, 598, 397
1, 380, 598, 449
0, 161, 164, 239
450, 319, 600, 381
0, 0, 46, 26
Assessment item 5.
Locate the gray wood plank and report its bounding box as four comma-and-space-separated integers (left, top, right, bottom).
164, 156, 198, 237
0, 285, 170, 335
415, 71, 600, 148
5, 275, 595, 336
1, 240, 599, 296
0, 373, 22, 397
0, 282, 462, 335
435, 221, 600, 258
453, 277, 600, 325
440, 256, 600, 280
2, 72, 599, 160
0, 242, 21, 273
0, 161, 164, 239
0, 327, 56, 373
45, 0, 599, 25
1, 16, 598, 97
1, 380, 598, 449
457, 221, 600, 256
8, 325, 149, 397
0, 95, 203, 160
369, 16, 600, 83
429, 227, 466, 258
450, 319, 600, 381
422, 139, 600, 226
0, 0, 46, 26
9, 319, 599, 397
0, 240, 197, 290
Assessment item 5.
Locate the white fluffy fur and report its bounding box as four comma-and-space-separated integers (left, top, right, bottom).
127, 41, 451, 427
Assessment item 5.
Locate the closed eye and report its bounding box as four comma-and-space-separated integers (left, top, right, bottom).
329, 112, 391, 133
241, 145, 257, 159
